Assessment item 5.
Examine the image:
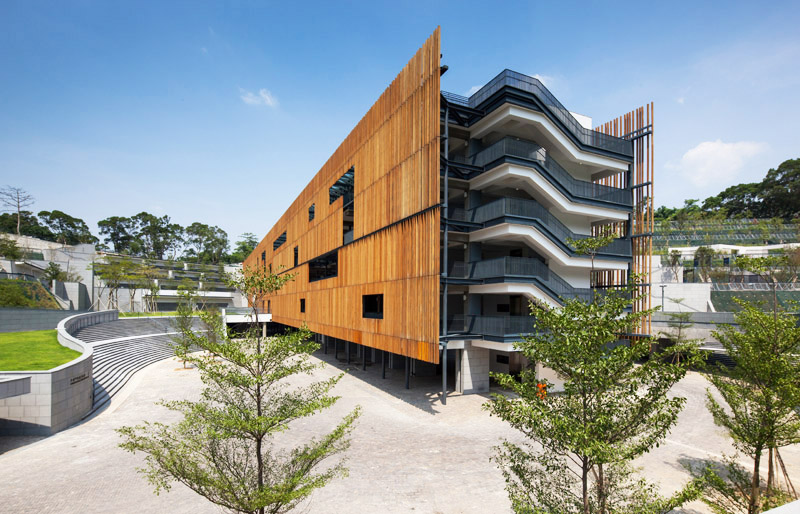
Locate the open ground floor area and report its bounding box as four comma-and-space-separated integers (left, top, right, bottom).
1, 347, 799, 513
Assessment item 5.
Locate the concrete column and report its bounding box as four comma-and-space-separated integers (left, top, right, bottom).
460, 342, 490, 393
455, 349, 463, 393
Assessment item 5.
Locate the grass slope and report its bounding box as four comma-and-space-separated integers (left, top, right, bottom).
0, 330, 81, 371
0, 280, 61, 309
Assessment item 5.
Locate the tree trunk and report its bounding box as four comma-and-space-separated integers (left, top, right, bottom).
598, 463, 606, 514
768, 447, 774, 492
750, 449, 762, 514
582, 457, 590, 514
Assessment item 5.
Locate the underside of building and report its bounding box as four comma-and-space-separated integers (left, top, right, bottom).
246, 28, 654, 398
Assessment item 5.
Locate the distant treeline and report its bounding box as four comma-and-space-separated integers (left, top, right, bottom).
655, 158, 799, 223
0, 209, 257, 265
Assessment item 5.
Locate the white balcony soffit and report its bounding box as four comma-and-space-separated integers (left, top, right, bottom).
469, 282, 560, 309
469, 105, 629, 171
470, 163, 629, 222
469, 223, 628, 271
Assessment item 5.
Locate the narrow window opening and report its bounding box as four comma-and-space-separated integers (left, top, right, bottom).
308, 204, 315, 221
329, 167, 354, 205
273, 231, 286, 251
308, 250, 338, 282
300, 298, 306, 313
294, 246, 299, 267
267, 300, 271, 314
362, 294, 383, 319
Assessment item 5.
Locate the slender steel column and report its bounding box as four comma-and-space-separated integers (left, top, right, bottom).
362, 345, 367, 371
323, 335, 327, 355
346, 341, 350, 365
382, 350, 386, 379
405, 356, 410, 389
442, 343, 448, 405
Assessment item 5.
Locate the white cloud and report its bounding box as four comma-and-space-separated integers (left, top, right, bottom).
239, 88, 278, 108
668, 139, 768, 188
464, 85, 481, 97
676, 96, 685, 104
531, 73, 553, 88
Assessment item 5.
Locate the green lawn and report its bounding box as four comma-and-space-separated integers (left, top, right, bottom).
0, 330, 81, 371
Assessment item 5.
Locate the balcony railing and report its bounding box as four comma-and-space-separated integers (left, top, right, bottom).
464, 70, 632, 157
450, 137, 631, 207
448, 315, 537, 338
469, 197, 631, 258
449, 257, 593, 303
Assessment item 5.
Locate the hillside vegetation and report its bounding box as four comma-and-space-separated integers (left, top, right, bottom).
0, 279, 61, 309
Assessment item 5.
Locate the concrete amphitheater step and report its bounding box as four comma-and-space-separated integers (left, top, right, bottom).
72, 318, 205, 419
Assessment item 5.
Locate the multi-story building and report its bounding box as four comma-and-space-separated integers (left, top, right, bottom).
246, 28, 653, 399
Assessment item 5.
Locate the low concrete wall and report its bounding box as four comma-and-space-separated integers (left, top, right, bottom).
0, 310, 117, 436
0, 308, 88, 333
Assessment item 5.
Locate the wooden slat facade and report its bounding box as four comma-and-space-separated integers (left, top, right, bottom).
244, 29, 442, 363
594, 103, 655, 336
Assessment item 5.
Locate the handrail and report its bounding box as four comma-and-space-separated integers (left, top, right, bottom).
450, 136, 631, 207
447, 314, 536, 337
450, 257, 593, 303
465, 70, 632, 157
469, 197, 631, 257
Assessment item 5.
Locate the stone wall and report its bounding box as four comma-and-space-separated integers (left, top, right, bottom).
0, 308, 86, 333
0, 310, 115, 435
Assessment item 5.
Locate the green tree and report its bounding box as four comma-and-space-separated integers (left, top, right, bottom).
226, 233, 259, 263
0, 211, 55, 240
0, 186, 34, 236
118, 264, 360, 514
131, 212, 183, 260
92, 256, 136, 310
184, 222, 229, 264
701, 300, 800, 513
38, 210, 98, 245
667, 249, 683, 283
98, 216, 135, 253
484, 277, 705, 513
694, 246, 715, 282
43, 262, 67, 283
0, 235, 22, 260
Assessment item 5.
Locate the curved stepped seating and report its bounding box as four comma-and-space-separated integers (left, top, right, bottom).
73, 317, 205, 418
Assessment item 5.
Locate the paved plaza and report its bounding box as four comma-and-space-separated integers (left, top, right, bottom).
2, 349, 799, 513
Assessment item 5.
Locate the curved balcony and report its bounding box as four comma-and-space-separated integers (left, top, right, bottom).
449, 257, 592, 305
447, 315, 536, 339
450, 137, 631, 209
467, 197, 631, 259
443, 70, 633, 159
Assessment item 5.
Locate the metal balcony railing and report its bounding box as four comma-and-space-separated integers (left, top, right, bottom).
449, 257, 593, 303
464, 70, 632, 157
450, 137, 631, 207
447, 315, 537, 337
469, 197, 631, 257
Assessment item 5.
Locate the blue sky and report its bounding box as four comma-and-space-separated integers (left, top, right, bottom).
1, 1, 798, 248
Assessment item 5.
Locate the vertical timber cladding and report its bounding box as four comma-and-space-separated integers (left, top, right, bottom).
244, 29, 442, 363
593, 103, 655, 336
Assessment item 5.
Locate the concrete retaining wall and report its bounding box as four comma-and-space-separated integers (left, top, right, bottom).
0, 310, 116, 436
0, 308, 88, 333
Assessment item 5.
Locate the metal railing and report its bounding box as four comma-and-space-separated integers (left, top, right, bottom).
469, 197, 631, 257
464, 70, 632, 157
450, 137, 631, 206
0, 272, 40, 282
448, 315, 537, 337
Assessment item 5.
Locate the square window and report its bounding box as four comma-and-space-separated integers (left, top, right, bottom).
362, 294, 383, 319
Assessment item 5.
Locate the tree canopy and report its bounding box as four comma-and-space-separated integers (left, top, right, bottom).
655, 158, 800, 222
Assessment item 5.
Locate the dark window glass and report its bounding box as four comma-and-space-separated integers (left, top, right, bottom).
497, 303, 510, 313
261, 251, 266, 266
362, 294, 383, 319
267, 300, 271, 314
308, 250, 338, 282
329, 167, 354, 205
308, 204, 315, 221
300, 298, 305, 313
496, 354, 509, 364
273, 231, 286, 251
294, 246, 299, 267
